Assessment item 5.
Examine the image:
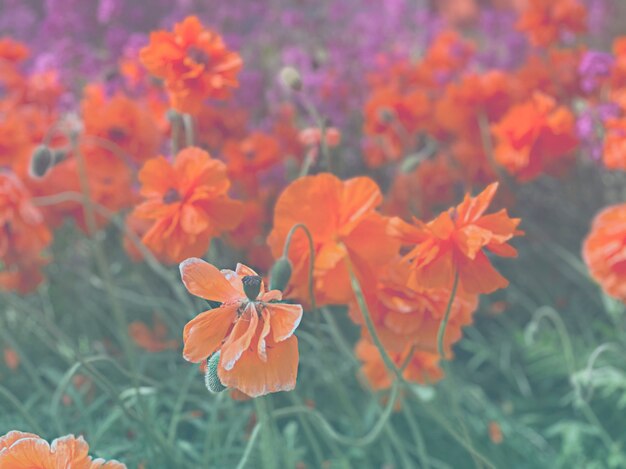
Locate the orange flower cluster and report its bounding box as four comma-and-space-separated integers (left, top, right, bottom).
180, 259, 302, 397
0, 431, 125, 468
266, 175, 521, 392
140, 16, 242, 114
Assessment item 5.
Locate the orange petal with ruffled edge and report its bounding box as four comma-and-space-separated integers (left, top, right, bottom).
457, 251, 508, 294
179, 258, 243, 302
0, 431, 39, 450
220, 303, 259, 370
267, 303, 303, 342
218, 335, 299, 397
182, 303, 238, 362
138, 156, 176, 198
456, 182, 499, 224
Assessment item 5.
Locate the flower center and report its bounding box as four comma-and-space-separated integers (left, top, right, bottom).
242, 275, 262, 301
163, 188, 181, 204
187, 46, 210, 66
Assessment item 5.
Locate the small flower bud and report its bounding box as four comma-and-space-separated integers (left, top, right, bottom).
377, 108, 395, 123
279, 66, 302, 92
205, 352, 226, 393
242, 275, 262, 301
269, 257, 292, 292
166, 109, 182, 123
29, 145, 54, 179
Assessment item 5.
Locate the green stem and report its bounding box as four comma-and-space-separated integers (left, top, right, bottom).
437, 271, 459, 360
282, 223, 317, 312
344, 253, 403, 381
254, 396, 278, 469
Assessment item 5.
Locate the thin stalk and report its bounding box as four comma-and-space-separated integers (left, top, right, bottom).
437, 271, 460, 360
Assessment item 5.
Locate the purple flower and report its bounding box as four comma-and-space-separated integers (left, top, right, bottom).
579, 50, 615, 93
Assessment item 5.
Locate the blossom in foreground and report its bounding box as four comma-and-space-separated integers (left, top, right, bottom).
583, 203, 626, 302
391, 182, 522, 295
267, 173, 398, 306
140, 15, 242, 114
133, 147, 242, 264
491, 92, 578, 182
0, 431, 125, 468
180, 258, 302, 397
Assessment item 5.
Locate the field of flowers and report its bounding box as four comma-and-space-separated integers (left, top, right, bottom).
2, 0, 626, 467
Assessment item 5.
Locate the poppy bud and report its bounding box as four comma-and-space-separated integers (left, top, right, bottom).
29, 145, 67, 179
377, 108, 395, 123
242, 275, 262, 301
29, 145, 53, 179
279, 66, 302, 92
400, 153, 425, 173
166, 109, 181, 123
269, 256, 292, 291
205, 352, 226, 393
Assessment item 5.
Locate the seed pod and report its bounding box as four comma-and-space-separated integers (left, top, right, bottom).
279, 66, 302, 92
205, 352, 226, 393
242, 275, 262, 301
269, 256, 292, 292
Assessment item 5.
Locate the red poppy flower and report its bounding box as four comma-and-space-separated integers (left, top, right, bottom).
583, 203, 626, 302
140, 16, 242, 114
180, 258, 302, 397
0, 431, 125, 468
267, 173, 399, 306
133, 147, 242, 264
391, 182, 522, 295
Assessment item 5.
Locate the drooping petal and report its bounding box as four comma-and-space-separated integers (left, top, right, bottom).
457, 251, 509, 294
179, 257, 242, 302
182, 304, 238, 362
267, 303, 303, 342
218, 335, 299, 397
220, 303, 259, 370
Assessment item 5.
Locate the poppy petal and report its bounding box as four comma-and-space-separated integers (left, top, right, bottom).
180, 258, 242, 302
268, 303, 303, 342
218, 335, 299, 397
182, 304, 238, 362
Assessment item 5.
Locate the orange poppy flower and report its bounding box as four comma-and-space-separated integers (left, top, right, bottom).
349, 258, 478, 356
390, 182, 522, 295
363, 85, 431, 167
0, 172, 51, 293
602, 116, 626, 170
491, 92, 578, 181
193, 104, 248, 152
133, 146, 242, 264
517, 0, 587, 47
0, 431, 125, 468
355, 339, 443, 391
140, 16, 242, 114
582, 203, 626, 302
267, 173, 399, 306
384, 154, 460, 219
129, 315, 179, 353
81, 84, 160, 165
180, 258, 302, 397
223, 132, 281, 187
